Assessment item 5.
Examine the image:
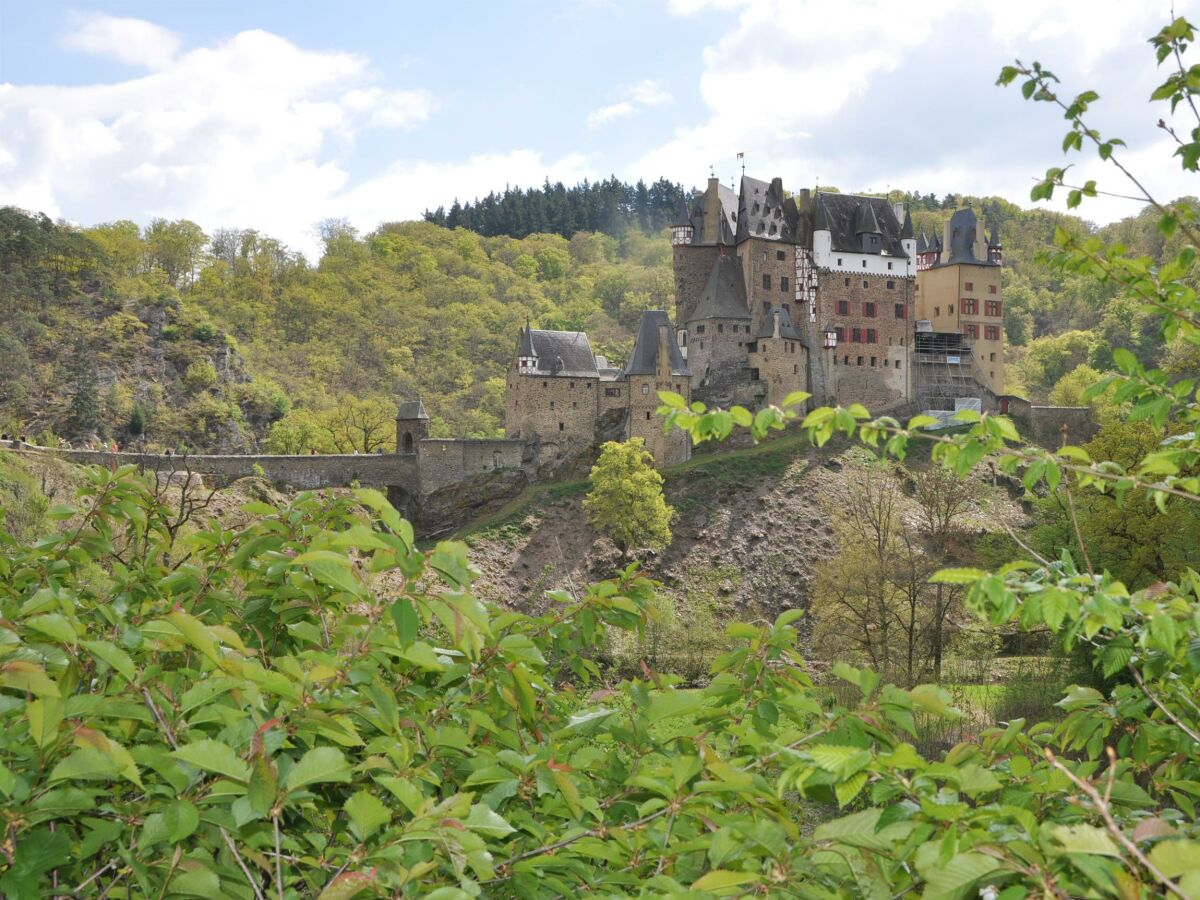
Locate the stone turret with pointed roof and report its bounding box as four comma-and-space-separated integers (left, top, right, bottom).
396, 397, 430, 453
900, 208, 914, 240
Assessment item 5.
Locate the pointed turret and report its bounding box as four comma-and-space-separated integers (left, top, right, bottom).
900, 207, 914, 240
916, 231, 929, 254
853, 201, 882, 236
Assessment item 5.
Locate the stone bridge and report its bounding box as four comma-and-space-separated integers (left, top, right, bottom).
3, 437, 528, 532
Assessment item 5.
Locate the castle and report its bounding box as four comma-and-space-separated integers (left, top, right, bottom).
503, 174, 1005, 469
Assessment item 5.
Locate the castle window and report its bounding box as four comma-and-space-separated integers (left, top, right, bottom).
762, 250, 768, 261
699, 341, 704, 349
887, 261, 893, 270
851, 327, 862, 343
793, 365, 798, 374
949, 304, 955, 315
837, 300, 849, 316
587, 382, 593, 389
605, 387, 621, 397
780, 276, 789, 291
696, 324, 705, 334
985, 325, 1001, 341
857, 356, 863, 366
543, 381, 547, 388
777, 249, 786, 260
934, 306, 940, 317
964, 323, 979, 339
989, 284, 998, 294
895, 360, 901, 369
985, 300, 1002, 316
862, 260, 867, 268
833, 355, 838, 365
838, 258, 843, 266
642, 384, 649, 395
750, 368, 760, 381
718, 323, 724, 333
570, 381, 575, 388
990, 352, 996, 362
895, 303, 905, 318
962, 298, 978, 314
738, 341, 742, 347
559, 422, 564, 431
572, 401, 577, 408
550, 401, 555, 409
965, 281, 974, 291
646, 411, 652, 420
835, 326, 846, 343
886, 280, 895, 290
901, 337, 904, 346
867, 328, 877, 344
843, 354, 849, 365
864, 302, 876, 318
862, 280, 868, 288
762, 274, 771, 289
870, 357, 876, 367
844, 277, 850, 286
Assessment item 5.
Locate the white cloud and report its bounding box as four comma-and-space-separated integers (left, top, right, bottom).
639, 0, 1197, 224
587, 79, 672, 128
61, 12, 181, 70
0, 25, 445, 257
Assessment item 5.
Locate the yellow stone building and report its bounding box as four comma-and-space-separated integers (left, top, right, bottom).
914, 208, 1004, 396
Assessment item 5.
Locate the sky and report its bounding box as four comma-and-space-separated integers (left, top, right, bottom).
0, 0, 1195, 258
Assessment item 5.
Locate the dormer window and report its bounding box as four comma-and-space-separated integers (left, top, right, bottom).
862, 233, 882, 253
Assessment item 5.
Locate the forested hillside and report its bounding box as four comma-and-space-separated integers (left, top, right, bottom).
2, 182, 1197, 452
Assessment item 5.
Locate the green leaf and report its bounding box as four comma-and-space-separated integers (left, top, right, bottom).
835, 771, 868, 807
0, 660, 61, 697
1052, 823, 1120, 857
1148, 839, 1200, 877
81, 640, 137, 681
930, 568, 986, 585
26, 697, 64, 750
172, 739, 250, 782
307, 559, 362, 596
170, 864, 220, 897
25, 613, 77, 646
390, 598, 419, 646
466, 802, 517, 839
401, 641, 447, 671
344, 790, 391, 840
647, 690, 704, 722
920, 851, 1002, 900
285, 747, 351, 792
691, 869, 760, 891
317, 871, 379, 900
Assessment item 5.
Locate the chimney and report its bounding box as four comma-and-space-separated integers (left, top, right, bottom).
773, 309, 782, 339
892, 201, 904, 223
657, 325, 672, 379
770, 176, 784, 198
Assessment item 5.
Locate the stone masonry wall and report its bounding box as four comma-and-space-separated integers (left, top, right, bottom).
416, 439, 525, 493
11, 445, 419, 492
673, 245, 720, 325
738, 239, 797, 336
626, 373, 691, 466
751, 334, 808, 408
687, 317, 753, 406
505, 368, 600, 468
1003, 398, 1098, 448
819, 270, 913, 410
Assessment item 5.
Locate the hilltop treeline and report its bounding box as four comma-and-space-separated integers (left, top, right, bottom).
2, 188, 1197, 452
423, 177, 687, 238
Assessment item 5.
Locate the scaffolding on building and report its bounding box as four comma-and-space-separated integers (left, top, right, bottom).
913, 330, 984, 413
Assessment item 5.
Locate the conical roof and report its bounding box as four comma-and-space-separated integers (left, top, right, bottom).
853, 201, 881, 235
688, 254, 751, 322
396, 398, 429, 420
900, 207, 913, 239
988, 223, 1001, 246
622, 311, 689, 378
916, 231, 929, 254
671, 195, 691, 228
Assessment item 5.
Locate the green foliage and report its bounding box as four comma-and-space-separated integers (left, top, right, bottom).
585, 438, 674, 554
1047, 362, 1105, 407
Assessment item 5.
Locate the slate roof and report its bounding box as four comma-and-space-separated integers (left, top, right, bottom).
689, 254, 751, 321
396, 399, 429, 420
671, 195, 691, 228
938, 207, 997, 267
916, 232, 929, 254
622, 311, 689, 378
516, 326, 600, 377
989, 224, 1001, 246
736, 175, 793, 242
900, 208, 914, 240
854, 201, 882, 235
689, 182, 739, 244
813, 192, 910, 257
758, 305, 802, 340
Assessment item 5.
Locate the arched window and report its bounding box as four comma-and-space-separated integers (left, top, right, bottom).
403, 433, 414, 453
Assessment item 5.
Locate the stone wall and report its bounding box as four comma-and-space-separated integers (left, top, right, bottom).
737, 238, 796, 335
752, 334, 808, 408
626, 373, 691, 466
819, 270, 912, 410
1002, 398, 1098, 448
504, 368, 600, 468
687, 317, 753, 406
416, 438, 525, 493
673, 245, 720, 325
6, 445, 420, 492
